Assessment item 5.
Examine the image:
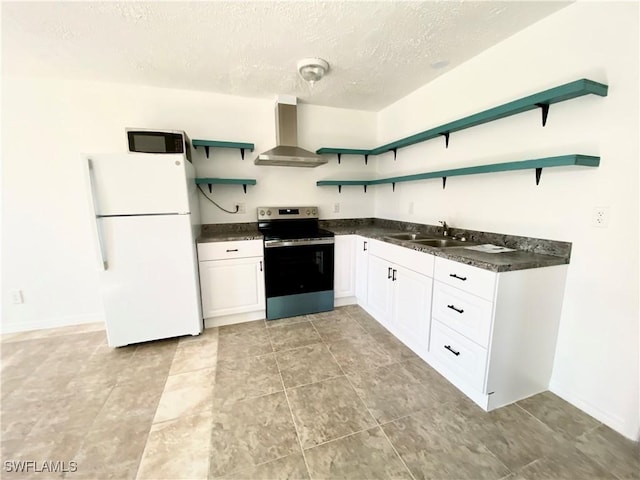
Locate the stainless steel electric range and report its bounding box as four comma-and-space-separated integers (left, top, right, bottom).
257, 206, 335, 320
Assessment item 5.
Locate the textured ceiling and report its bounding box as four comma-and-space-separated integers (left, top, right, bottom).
2, 1, 571, 111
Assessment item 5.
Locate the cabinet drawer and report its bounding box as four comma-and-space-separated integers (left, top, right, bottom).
432, 281, 493, 347
197, 239, 263, 261
369, 239, 434, 277
434, 257, 497, 300
430, 320, 488, 392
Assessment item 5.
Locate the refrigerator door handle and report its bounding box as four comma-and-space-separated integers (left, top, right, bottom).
85, 158, 108, 270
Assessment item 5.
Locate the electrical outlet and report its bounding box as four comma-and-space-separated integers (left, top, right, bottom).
592, 207, 610, 228
10, 289, 23, 304
333, 202, 340, 213
237, 203, 246, 214
408, 202, 414, 214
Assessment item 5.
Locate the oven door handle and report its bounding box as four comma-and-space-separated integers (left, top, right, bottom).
264, 238, 335, 248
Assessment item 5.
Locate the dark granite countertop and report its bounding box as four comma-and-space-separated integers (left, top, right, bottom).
197, 223, 263, 243
320, 219, 571, 273
197, 218, 571, 273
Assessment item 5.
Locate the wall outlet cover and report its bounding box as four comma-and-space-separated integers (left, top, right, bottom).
592, 206, 610, 228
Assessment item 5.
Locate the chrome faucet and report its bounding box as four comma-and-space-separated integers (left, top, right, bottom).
439, 220, 449, 236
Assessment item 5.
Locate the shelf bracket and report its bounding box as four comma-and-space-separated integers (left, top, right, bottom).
392, 148, 397, 161
535, 168, 543, 185
338, 185, 342, 193
442, 177, 447, 189
363, 185, 367, 193
392, 182, 396, 192
240, 148, 246, 160
242, 184, 247, 194
207, 183, 213, 193
364, 154, 369, 165
337, 153, 342, 165
204, 146, 210, 159
440, 132, 450, 149
536, 103, 550, 127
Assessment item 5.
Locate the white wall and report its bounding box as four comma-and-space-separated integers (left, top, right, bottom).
1, 78, 376, 333
374, 1, 639, 439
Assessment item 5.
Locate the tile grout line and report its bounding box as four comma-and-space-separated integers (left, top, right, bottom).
268, 324, 315, 480
310, 308, 418, 480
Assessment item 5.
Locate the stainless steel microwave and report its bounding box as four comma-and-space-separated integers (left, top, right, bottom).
126, 128, 192, 162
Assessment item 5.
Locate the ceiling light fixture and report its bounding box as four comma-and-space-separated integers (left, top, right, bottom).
297, 58, 330, 86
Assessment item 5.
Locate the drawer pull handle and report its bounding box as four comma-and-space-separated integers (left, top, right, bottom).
364, 241, 368, 251
444, 345, 460, 356
226, 249, 239, 252
388, 267, 393, 279
447, 304, 464, 314
259, 260, 263, 272
449, 273, 467, 281
392, 269, 397, 281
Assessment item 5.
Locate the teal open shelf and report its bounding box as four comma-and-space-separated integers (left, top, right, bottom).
316, 79, 608, 161
196, 177, 257, 194
192, 140, 255, 159
316, 154, 600, 192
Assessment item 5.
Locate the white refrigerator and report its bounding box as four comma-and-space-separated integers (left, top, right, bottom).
84, 152, 202, 347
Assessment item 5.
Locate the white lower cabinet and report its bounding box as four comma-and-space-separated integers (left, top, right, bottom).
197, 240, 265, 326
428, 256, 568, 411
334, 235, 356, 302
354, 236, 369, 306
365, 239, 434, 355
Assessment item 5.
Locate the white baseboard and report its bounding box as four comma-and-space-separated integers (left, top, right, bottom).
1, 313, 104, 335
549, 379, 639, 441
335, 296, 357, 307
204, 310, 266, 328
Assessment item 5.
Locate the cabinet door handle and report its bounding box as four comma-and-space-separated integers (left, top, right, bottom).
447, 304, 464, 314
449, 273, 467, 281
388, 267, 393, 279
392, 269, 397, 281
259, 260, 263, 272
363, 241, 368, 251
226, 249, 239, 252
444, 345, 460, 356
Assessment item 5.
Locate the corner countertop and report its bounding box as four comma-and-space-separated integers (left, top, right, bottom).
323, 223, 570, 273
197, 219, 571, 273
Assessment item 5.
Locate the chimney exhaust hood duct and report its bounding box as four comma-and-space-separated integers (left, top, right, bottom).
254, 97, 327, 167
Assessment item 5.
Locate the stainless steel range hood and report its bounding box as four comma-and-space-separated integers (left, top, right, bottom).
254, 98, 327, 167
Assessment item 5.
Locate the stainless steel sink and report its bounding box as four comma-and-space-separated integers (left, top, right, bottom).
385, 233, 434, 241
412, 238, 474, 248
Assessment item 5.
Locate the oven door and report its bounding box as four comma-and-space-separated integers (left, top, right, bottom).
263, 239, 334, 319
264, 240, 334, 297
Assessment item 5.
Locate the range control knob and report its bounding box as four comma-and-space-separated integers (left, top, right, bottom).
312, 209, 317, 216
306, 210, 310, 215
266, 210, 271, 215
259, 210, 265, 216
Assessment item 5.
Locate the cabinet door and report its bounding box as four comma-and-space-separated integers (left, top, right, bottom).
355, 236, 369, 305
393, 264, 433, 351
334, 235, 356, 299
199, 257, 265, 318
366, 254, 394, 327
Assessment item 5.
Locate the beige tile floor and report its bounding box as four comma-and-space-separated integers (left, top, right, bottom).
1, 305, 638, 479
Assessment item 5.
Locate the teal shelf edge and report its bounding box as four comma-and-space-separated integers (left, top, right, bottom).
316, 148, 371, 155
316, 79, 609, 158
196, 177, 256, 194
317, 180, 372, 186
192, 139, 255, 159
196, 178, 257, 185
316, 155, 600, 190
192, 140, 255, 151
